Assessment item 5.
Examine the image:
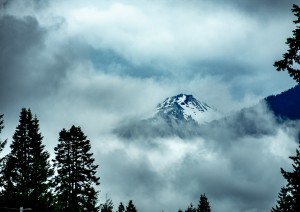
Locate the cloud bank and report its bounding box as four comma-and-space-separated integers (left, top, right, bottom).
1, 0, 300, 211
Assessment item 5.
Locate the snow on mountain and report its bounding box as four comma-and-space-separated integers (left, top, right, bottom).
155, 94, 222, 124
115, 89, 300, 139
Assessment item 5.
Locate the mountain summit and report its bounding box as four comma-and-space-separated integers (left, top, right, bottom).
155, 94, 221, 124
114, 94, 222, 139
114, 88, 300, 139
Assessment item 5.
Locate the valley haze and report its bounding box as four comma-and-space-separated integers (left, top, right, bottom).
1, 0, 300, 212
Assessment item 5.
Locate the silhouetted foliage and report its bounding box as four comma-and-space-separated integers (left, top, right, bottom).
271, 187, 293, 211
117, 202, 125, 212
101, 197, 114, 212
197, 194, 211, 212
0, 108, 54, 211
52, 125, 100, 212
274, 4, 300, 83
0, 114, 7, 157
185, 203, 196, 212
272, 142, 300, 211
0, 114, 7, 188
178, 194, 212, 212
125, 200, 137, 212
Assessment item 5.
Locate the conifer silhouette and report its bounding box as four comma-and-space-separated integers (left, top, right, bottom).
272, 142, 300, 211
274, 4, 300, 83
53, 125, 100, 211
0, 108, 53, 211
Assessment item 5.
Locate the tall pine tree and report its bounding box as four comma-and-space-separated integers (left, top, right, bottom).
0, 108, 53, 211
53, 125, 100, 212
272, 142, 300, 211
117, 202, 125, 212
101, 197, 114, 212
197, 194, 211, 212
0, 114, 7, 174
0, 114, 7, 160
185, 203, 196, 212
0, 114, 7, 194
125, 200, 137, 212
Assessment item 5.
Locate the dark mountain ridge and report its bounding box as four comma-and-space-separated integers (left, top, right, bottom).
265, 84, 300, 120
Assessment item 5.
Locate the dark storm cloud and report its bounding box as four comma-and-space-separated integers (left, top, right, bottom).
0, 15, 45, 109
0, 0, 48, 10
0, 14, 81, 115
212, 0, 297, 16
0, 0, 8, 8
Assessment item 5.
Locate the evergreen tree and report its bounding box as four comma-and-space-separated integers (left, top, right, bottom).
0, 114, 7, 159
53, 125, 100, 212
125, 200, 137, 212
272, 142, 300, 211
0, 108, 53, 211
117, 202, 125, 212
185, 203, 196, 212
0, 114, 7, 180
101, 197, 114, 212
197, 194, 211, 212
271, 187, 293, 211
274, 4, 300, 83
0, 114, 7, 203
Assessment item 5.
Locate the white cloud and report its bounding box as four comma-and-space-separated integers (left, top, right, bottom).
62, 2, 248, 64
94, 120, 298, 212
43, 1, 280, 66
1, 0, 299, 211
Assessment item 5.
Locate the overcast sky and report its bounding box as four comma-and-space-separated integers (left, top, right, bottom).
1, 0, 300, 211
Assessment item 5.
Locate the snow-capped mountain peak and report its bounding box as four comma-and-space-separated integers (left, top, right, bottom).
155, 94, 222, 124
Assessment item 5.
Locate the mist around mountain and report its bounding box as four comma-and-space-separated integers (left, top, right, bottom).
2, 87, 299, 212
115, 86, 300, 140
156, 94, 222, 124
115, 94, 217, 139
108, 86, 300, 212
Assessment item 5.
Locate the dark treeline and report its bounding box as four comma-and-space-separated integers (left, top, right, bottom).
177, 194, 211, 212
0, 109, 212, 212
0, 108, 100, 211
2, 106, 299, 211
100, 194, 211, 212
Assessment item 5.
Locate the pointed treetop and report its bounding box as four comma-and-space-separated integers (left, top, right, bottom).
274, 4, 300, 83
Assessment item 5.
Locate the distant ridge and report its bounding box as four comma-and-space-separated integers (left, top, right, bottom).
265, 84, 300, 120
